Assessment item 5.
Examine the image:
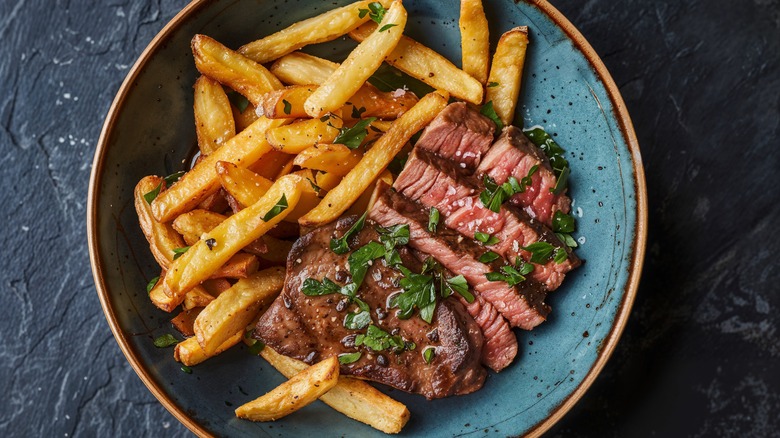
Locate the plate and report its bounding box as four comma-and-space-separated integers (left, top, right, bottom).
88, 0, 647, 436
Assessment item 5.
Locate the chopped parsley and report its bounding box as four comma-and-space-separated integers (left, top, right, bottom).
282, 99, 292, 115
523, 127, 570, 194
479, 100, 503, 131
379, 24, 397, 32
355, 325, 406, 352
334, 117, 377, 149
443, 275, 474, 303
428, 207, 440, 233
376, 223, 410, 265
487, 81, 500, 88
261, 194, 288, 221
143, 182, 163, 204
553, 247, 568, 264
348, 241, 386, 287
358, 2, 387, 24
478, 251, 500, 263
164, 171, 186, 186
474, 232, 499, 245
338, 351, 362, 364
153, 334, 178, 348
393, 265, 438, 323
330, 212, 368, 254
521, 241, 556, 264
301, 277, 341, 296
344, 308, 372, 330
248, 340, 265, 355
552, 210, 578, 248
146, 276, 160, 293
227, 91, 249, 113
180, 365, 193, 374
172, 246, 190, 260
423, 346, 436, 364
479, 165, 538, 213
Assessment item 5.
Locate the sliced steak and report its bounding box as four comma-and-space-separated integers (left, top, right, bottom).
414, 102, 495, 170
371, 186, 549, 334
477, 126, 571, 226
254, 217, 486, 399
394, 149, 580, 290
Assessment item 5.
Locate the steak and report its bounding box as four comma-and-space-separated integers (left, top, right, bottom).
254, 217, 486, 399
394, 149, 580, 290
414, 102, 495, 170
371, 186, 549, 333
477, 126, 571, 226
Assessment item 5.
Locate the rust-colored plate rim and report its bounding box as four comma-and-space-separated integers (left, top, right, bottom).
86, 1, 647, 437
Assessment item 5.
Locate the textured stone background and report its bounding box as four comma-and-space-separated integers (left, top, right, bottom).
1, 0, 778, 436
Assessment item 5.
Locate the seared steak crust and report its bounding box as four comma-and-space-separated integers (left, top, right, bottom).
254, 217, 486, 399
414, 102, 495, 170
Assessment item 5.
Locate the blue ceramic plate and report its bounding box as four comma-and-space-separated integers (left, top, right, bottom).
88, 0, 647, 436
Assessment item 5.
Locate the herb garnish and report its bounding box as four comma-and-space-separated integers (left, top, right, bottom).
344, 306, 372, 330
553, 247, 568, 264
479, 165, 538, 213
355, 325, 407, 352
478, 251, 500, 263
474, 232, 500, 245
379, 24, 397, 32
358, 2, 386, 25
334, 117, 377, 149
480, 101, 503, 131
443, 275, 474, 303
487, 81, 500, 88
180, 365, 193, 374
282, 99, 292, 115
521, 242, 556, 264
248, 340, 265, 355
376, 223, 410, 265
227, 91, 249, 113
330, 212, 367, 254
552, 210, 578, 248
348, 241, 386, 287
153, 334, 178, 348
338, 351, 362, 364
164, 171, 186, 186
143, 182, 163, 204
523, 127, 570, 194
172, 246, 190, 260
368, 64, 435, 98
428, 207, 440, 233
306, 177, 322, 195
262, 194, 288, 221
423, 347, 435, 364
301, 277, 341, 296
393, 265, 438, 323
146, 276, 160, 293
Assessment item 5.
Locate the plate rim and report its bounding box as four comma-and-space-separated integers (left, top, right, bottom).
86, 0, 647, 436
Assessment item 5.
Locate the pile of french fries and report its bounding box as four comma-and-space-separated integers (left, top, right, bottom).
134, 0, 530, 433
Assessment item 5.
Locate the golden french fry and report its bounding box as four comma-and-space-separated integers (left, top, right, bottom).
235, 356, 339, 422
194, 76, 236, 155
202, 278, 232, 297
299, 92, 447, 226
210, 253, 260, 279
163, 175, 304, 300
275, 159, 295, 179
172, 209, 228, 245
266, 118, 341, 154
232, 102, 260, 132
192, 34, 283, 105
135, 176, 187, 269
248, 149, 294, 179
260, 347, 409, 434
284, 169, 322, 222
485, 27, 529, 125
182, 286, 215, 311
257, 86, 316, 119
350, 23, 483, 104
238, 0, 388, 64
216, 161, 274, 207
315, 171, 342, 192
271, 52, 339, 85
194, 267, 285, 355
293, 144, 363, 176
459, 0, 490, 84
170, 308, 202, 337
304, 0, 407, 117
345, 169, 392, 215
151, 116, 288, 223
174, 332, 242, 367
148, 272, 212, 313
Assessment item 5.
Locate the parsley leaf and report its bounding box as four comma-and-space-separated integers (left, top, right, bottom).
445, 275, 474, 303
180, 365, 192, 374
262, 194, 288, 221
360, 2, 386, 24
480, 101, 503, 131
556, 232, 578, 248
487, 81, 500, 88
282, 99, 292, 115
153, 334, 178, 348
172, 246, 190, 260
355, 325, 406, 352
338, 351, 362, 364
344, 310, 372, 330
523, 127, 570, 193
143, 181, 163, 204
146, 276, 160, 294
334, 117, 377, 149
479, 251, 501, 263
552, 211, 576, 233
376, 223, 410, 265
393, 267, 437, 323
379, 24, 397, 32
348, 241, 386, 287
474, 232, 500, 245
330, 212, 368, 254
248, 340, 265, 355
164, 171, 186, 186
301, 277, 341, 296
428, 207, 440, 233
521, 242, 555, 264
553, 247, 568, 264
368, 63, 435, 98
227, 91, 249, 113
479, 175, 510, 213
423, 346, 436, 364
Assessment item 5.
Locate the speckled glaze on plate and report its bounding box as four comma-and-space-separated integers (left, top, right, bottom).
87, 0, 647, 436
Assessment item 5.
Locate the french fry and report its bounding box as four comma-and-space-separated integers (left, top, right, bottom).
232, 102, 260, 132
238, 0, 388, 64
171, 308, 203, 337
148, 272, 212, 313
266, 118, 341, 154
210, 253, 259, 279
257, 86, 316, 119
248, 149, 294, 179
135, 176, 187, 269
459, 0, 490, 84
163, 175, 304, 300
293, 144, 363, 176
350, 23, 484, 104
194, 76, 236, 155
315, 171, 342, 192
284, 169, 322, 222
172, 209, 228, 245
235, 356, 339, 422
304, 0, 407, 117
151, 116, 288, 223
270, 52, 339, 85
345, 169, 392, 215
202, 278, 232, 297
216, 161, 274, 207
182, 287, 215, 311
485, 27, 529, 126
259, 347, 409, 434
174, 332, 242, 367
299, 92, 447, 226
194, 267, 285, 355
192, 34, 283, 105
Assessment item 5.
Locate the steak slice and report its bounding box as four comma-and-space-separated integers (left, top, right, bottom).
254, 217, 486, 399
477, 126, 571, 226
414, 102, 495, 170
394, 149, 580, 290
371, 186, 549, 333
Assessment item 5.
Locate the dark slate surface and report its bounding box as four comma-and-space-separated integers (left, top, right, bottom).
1, 0, 777, 436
